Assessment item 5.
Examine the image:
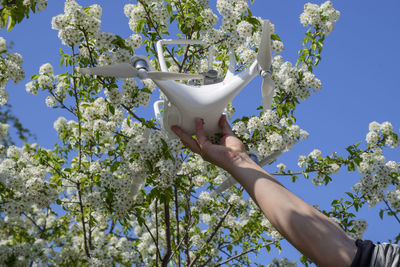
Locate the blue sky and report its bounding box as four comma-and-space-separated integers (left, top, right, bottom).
2, 0, 400, 265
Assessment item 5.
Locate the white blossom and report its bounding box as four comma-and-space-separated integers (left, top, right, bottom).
308, 149, 321, 159
0, 37, 6, 52
300, 1, 340, 35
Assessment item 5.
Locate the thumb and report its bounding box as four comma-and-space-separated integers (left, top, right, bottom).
219, 115, 234, 136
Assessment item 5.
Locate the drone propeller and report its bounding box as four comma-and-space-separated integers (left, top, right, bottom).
257, 20, 275, 111
80, 60, 204, 81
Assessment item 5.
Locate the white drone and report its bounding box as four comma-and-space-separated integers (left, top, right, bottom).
80, 20, 275, 138
80, 20, 279, 193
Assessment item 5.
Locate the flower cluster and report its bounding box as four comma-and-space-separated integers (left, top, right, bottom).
0, 145, 58, 218
125, 34, 142, 50
22, 0, 48, 11
366, 121, 399, 148
0, 37, 25, 105
0, 237, 44, 266
349, 219, 368, 239
353, 121, 399, 207
267, 257, 297, 267
0, 123, 9, 140
200, 8, 219, 27
26, 62, 67, 108
300, 1, 340, 35
194, 0, 283, 72
51, 0, 101, 46
52, 0, 135, 68
387, 189, 400, 211
233, 109, 309, 158
124, 1, 169, 33
353, 147, 399, 207
297, 149, 341, 186
273, 55, 322, 101
217, 0, 249, 34
105, 78, 152, 107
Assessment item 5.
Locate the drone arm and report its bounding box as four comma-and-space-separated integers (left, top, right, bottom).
153, 100, 164, 128
156, 39, 206, 72
249, 59, 260, 77
156, 41, 169, 72
224, 50, 236, 80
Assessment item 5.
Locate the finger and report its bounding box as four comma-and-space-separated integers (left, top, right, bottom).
219, 114, 234, 136
195, 118, 207, 145
171, 125, 201, 154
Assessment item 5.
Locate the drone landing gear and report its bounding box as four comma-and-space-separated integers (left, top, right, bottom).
154, 100, 182, 138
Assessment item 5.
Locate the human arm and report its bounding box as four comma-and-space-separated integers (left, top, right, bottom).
171, 116, 357, 267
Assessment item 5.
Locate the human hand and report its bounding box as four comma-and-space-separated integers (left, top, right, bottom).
171, 115, 252, 172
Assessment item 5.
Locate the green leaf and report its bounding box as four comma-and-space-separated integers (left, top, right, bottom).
30, 74, 39, 80
246, 17, 261, 27
271, 33, 281, 41
108, 103, 115, 115
379, 209, 384, 219
7, 13, 15, 31
166, 2, 173, 15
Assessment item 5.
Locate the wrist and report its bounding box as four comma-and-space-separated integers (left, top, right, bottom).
227, 151, 261, 174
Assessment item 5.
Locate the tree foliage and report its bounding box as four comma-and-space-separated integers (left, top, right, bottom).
0, 0, 398, 266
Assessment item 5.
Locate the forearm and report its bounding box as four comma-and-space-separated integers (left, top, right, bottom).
171, 117, 357, 266
227, 154, 357, 267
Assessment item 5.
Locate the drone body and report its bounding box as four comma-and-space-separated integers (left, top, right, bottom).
80, 20, 275, 139
152, 58, 259, 137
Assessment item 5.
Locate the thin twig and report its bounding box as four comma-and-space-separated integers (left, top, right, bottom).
162, 200, 172, 266
156, 200, 159, 267
188, 204, 234, 267
383, 198, 400, 224
174, 184, 181, 266
138, 0, 181, 67
72, 46, 90, 259
215, 243, 274, 266
141, 217, 163, 263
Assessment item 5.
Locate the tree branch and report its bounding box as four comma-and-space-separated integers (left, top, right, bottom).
162, 200, 172, 266
156, 200, 159, 267
141, 216, 163, 263
188, 204, 234, 267
174, 184, 181, 266
215, 243, 274, 266
138, 0, 181, 67
72, 46, 90, 259
383, 198, 400, 224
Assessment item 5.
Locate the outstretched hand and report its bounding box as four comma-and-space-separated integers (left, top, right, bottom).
171, 115, 251, 172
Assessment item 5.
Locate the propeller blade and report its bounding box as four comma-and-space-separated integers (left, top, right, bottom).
147, 71, 204, 80
257, 20, 272, 71
79, 63, 137, 78
261, 74, 275, 111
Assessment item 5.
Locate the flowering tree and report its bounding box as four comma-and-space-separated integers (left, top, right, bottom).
0, 0, 399, 266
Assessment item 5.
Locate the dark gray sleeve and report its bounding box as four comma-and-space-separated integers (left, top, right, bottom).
370, 243, 400, 267
351, 239, 375, 267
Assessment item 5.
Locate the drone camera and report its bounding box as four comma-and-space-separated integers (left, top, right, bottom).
203, 69, 221, 85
